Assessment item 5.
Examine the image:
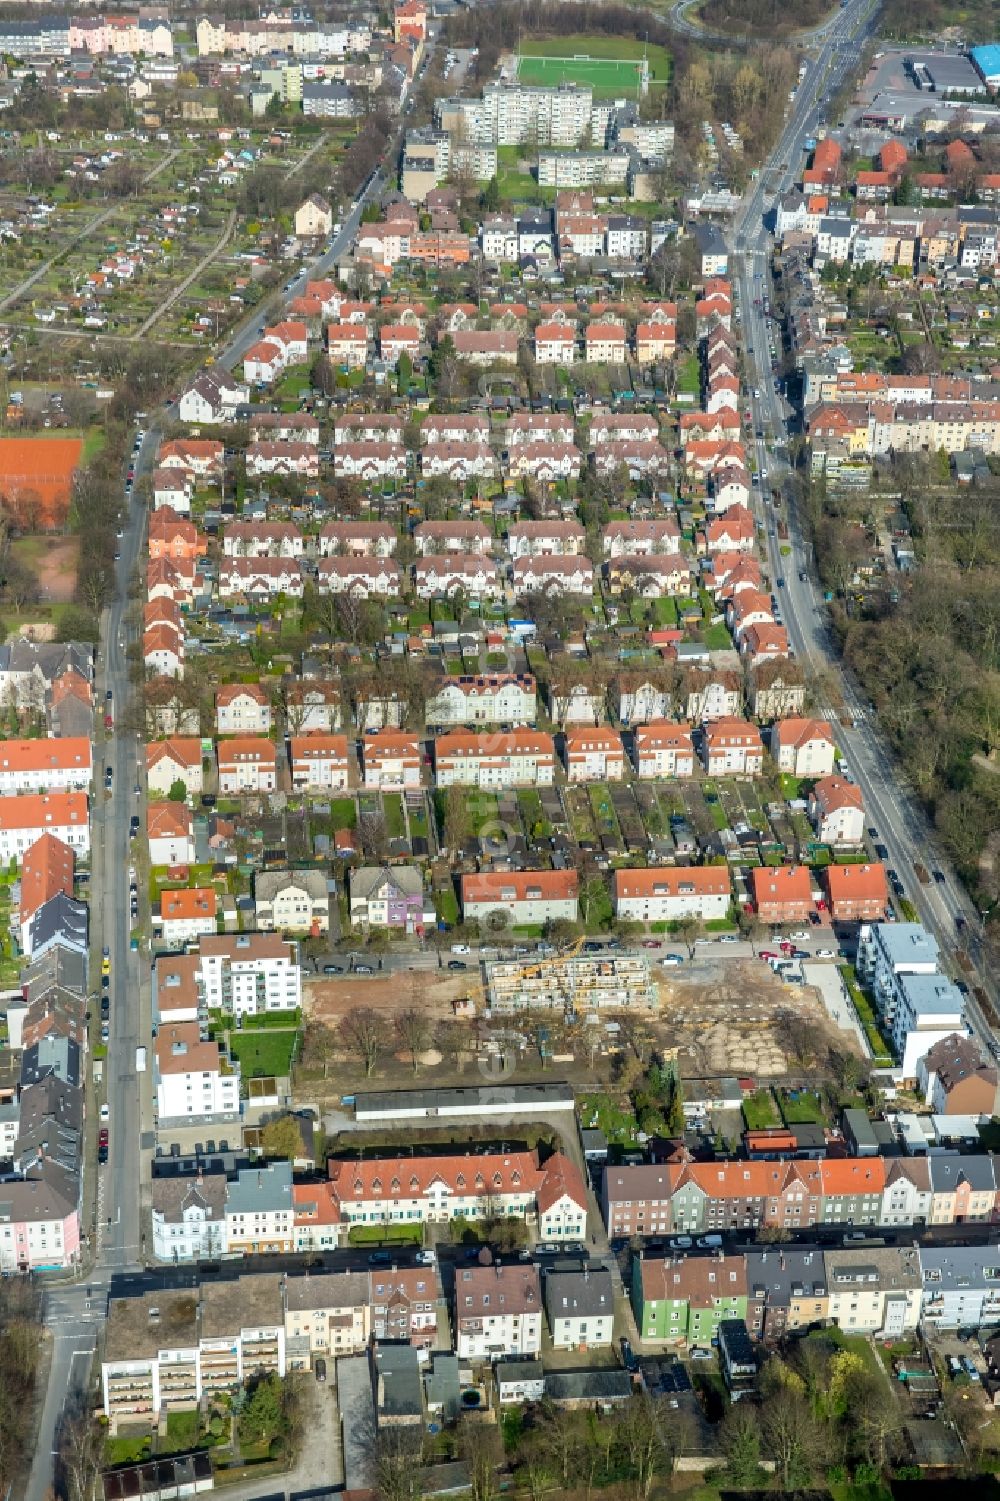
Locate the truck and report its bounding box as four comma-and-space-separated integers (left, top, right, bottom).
135, 1046, 147, 1073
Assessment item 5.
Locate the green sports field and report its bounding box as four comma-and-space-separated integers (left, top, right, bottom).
516, 52, 646, 93
514, 34, 672, 98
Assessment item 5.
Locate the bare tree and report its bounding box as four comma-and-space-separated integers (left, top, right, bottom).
395, 1007, 430, 1073
459, 1419, 502, 1501
342, 1006, 388, 1078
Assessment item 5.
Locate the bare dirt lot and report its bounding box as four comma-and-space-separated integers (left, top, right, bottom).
11, 533, 80, 602
305, 969, 470, 1026
655, 960, 857, 1078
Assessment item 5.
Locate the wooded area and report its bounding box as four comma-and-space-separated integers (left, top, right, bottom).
808, 458, 1000, 921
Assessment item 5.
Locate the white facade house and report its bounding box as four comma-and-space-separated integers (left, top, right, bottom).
455, 1264, 543, 1362
197, 934, 302, 1019
545, 1267, 614, 1350
613, 866, 732, 923
425, 674, 536, 727
155, 1023, 240, 1121
0, 793, 90, 862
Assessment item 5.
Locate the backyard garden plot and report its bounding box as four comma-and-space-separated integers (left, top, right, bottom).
609, 782, 647, 852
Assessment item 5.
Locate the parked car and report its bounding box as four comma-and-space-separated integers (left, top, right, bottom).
620, 1338, 639, 1374
415, 1250, 435, 1265
690, 1347, 715, 1362
660, 953, 684, 967
447, 959, 468, 971
368, 1250, 391, 1267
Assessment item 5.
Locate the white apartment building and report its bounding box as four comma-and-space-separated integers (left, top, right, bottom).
197, 934, 302, 1019
455, 1264, 543, 1361
155, 1024, 240, 1121
613, 866, 732, 924
425, 674, 536, 727
0, 793, 90, 862
564, 728, 626, 783
435, 731, 555, 789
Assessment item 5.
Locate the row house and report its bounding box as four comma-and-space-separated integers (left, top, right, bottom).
594, 441, 672, 480
506, 413, 576, 447
289, 735, 350, 792
0, 792, 90, 862
249, 413, 320, 446
634, 722, 695, 779
0, 737, 92, 795
702, 506, 755, 554
158, 439, 224, 480
245, 443, 320, 479
603, 519, 680, 558
452, 330, 518, 367
414, 556, 500, 601
751, 864, 815, 924
584, 321, 627, 364
379, 325, 421, 366
362, 732, 422, 790
319, 521, 397, 558
534, 322, 577, 364
326, 323, 369, 369
456, 1264, 542, 1362
823, 861, 888, 922
425, 674, 536, 728
317, 557, 402, 598
326, 1148, 586, 1242
728, 589, 775, 641
146, 738, 203, 797
223, 523, 304, 559
216, 738, 277, 796
332, 442, 408, 481
144, 624, 183, 680
612, 866, 731, 924
461, 870, 579, 926
506, 520, 586, 558
218, 558, 305, 600
414, 520, 491, 555
701, 718, 764, 775
435, 730, 556, 789
513, 555, 594, 597
420, 442, 496, 481
604, 1156, 887, 1240
633, 1254, 748, 1346
217, 684, 271, 736
506, 442, 582, 482
590, 414, 660, 446
421, 413, 489, 446
334, 415, 404, 446
564, 727, 626, 783
148, 512, 205, 564
152, 468, 192, 514
606, 555, 691, 598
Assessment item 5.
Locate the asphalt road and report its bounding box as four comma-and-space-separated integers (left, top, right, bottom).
729, 0, 998, 1056
25, 427, 153, 1501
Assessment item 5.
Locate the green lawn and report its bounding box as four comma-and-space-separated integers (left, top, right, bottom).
329, 797, 356, 831
742, 1088, 780, 1130
778, 1088, 824, 1125
383, 793, 406, 840
436, 887, 459, 926
348, 1223, 422, 1245
700, 621, 733, 650
228, 1028, 297, 1079
579, 1091, 641, 1145
516, 34, 672, 96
